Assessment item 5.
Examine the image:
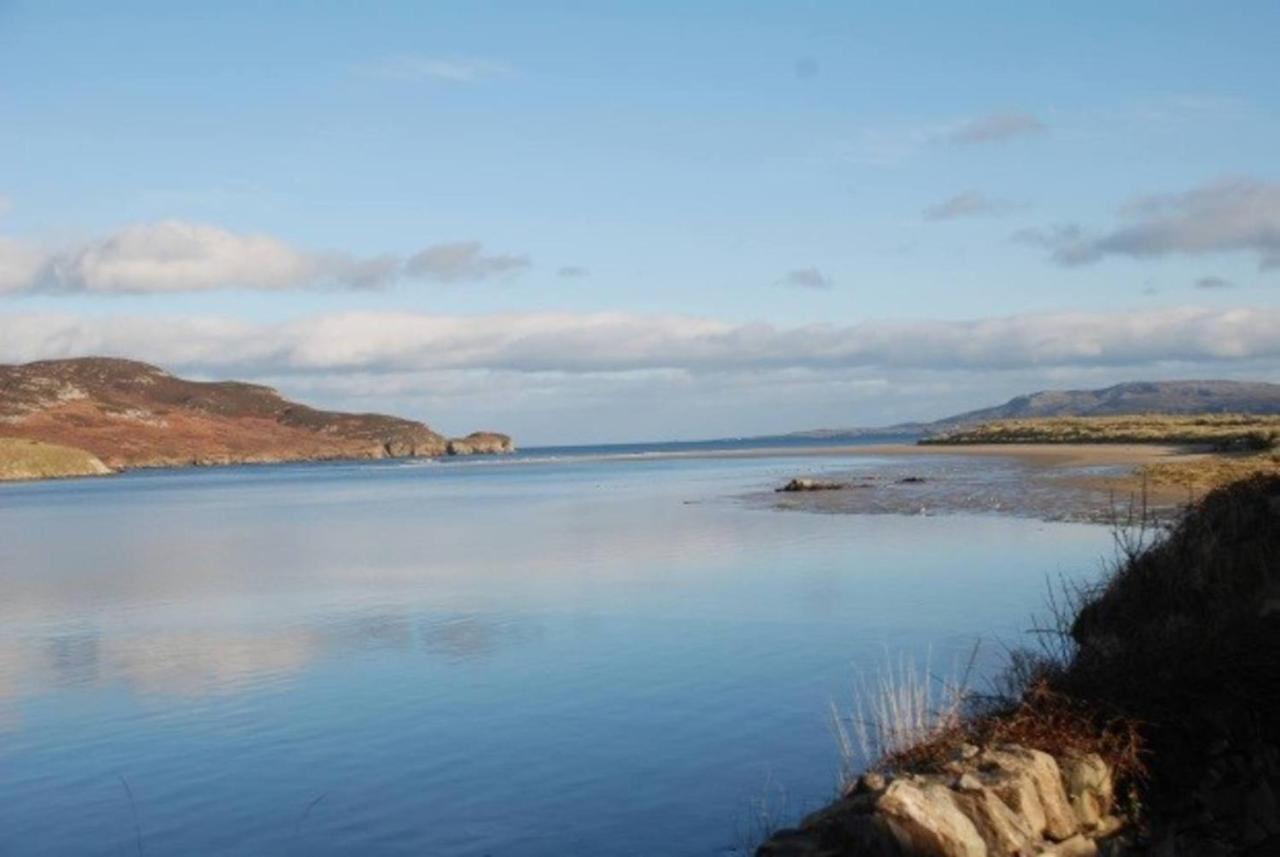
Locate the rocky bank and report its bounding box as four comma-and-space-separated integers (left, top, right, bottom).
758, 475, 1280, 856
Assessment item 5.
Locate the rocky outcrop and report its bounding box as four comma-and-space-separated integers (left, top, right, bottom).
759, 745, 1122, 857
446, 431, 515, 456
0, 357, 512, 478
777, 478, 845, 492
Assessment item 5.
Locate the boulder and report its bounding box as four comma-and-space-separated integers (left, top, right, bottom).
877, 779, 989, 857
1059, 754, 1113, 831
777, 478, 844, 492
981, 747, 1079, 841
950, 783, 1038, 856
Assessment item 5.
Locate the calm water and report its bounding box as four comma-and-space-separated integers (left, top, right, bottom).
0, 445, 1113, 855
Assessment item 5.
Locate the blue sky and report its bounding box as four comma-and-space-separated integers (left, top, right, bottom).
2, 2, 1279, 442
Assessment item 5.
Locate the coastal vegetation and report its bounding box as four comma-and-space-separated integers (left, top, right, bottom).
0, 437, 112, 481
760, 474, 1280, 855
922, 413, 1280, 450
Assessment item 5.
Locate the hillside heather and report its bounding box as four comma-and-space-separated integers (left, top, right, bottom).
0, 357, 513, 476
759, 475, 1280, 856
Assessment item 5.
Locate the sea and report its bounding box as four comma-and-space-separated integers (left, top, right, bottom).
0, 439, 1115, 855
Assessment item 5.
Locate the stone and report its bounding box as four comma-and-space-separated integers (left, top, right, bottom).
951, 784, 1039, 856
955, 773, 985, 793
858, 771, 888, 794
776, 478, 844, 492
982, 747, 1079, 841
1059, 753, 1113, 830
877, 779, 989, 857
1037, 833, 1098, 857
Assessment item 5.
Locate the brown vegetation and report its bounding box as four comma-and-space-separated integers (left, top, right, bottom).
0, 357, 512, 478
923, 413, 1280, 450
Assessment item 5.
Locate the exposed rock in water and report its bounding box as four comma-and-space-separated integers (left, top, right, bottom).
446, 431, 516, 455
0, 357, 513, 478
777, 477, 845, 492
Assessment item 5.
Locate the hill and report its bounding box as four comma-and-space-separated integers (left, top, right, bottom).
941, 380, 1280, 425
0, 357, 512, 478
780, 380, 1280, 440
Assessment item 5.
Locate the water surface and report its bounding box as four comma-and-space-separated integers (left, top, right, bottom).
0, 446, 1114, 855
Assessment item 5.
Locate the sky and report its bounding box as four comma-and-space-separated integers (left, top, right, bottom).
2, 1, 1279, 443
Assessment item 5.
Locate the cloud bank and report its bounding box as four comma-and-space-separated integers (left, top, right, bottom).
4, 306, 1276, 378
404, 241, 530, 283
0, 221, 527, 294
1019, 177, 1280, 270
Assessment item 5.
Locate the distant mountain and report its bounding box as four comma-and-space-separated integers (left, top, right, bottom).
780, 380, 1280, 440
0, 357, 513, 478
941, 380, 1280, 424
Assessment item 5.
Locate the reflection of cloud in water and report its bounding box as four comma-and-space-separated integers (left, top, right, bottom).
0, 610, 543, 714
0, 628, 318, 704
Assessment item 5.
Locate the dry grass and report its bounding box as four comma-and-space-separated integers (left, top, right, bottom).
0, 436, 111, 481
832, 647, 978, 783
1138, 450, 1280, 492
924, 413, 1280, 449
841, 475, 1280, 798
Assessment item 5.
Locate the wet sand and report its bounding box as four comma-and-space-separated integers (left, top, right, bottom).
745, 442, 1208, 523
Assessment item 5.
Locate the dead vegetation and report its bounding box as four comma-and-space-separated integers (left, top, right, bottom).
847, 474, 1280, 826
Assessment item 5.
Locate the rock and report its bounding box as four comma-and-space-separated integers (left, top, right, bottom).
981, 747, 1079, 841
1038, 833, 1099, 856
955, 773, 985, 793
1060, 753, 1113, 831
897, 476, 928, 484
777, 478, 844, 492
950, 784, 1038, 856
857, 771, 888, 794
877, 779, 989, 857
445, 431, 515, 455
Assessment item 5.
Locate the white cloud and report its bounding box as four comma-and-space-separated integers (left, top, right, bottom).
4, 306, 1277, 377
945, 112, 1046, 145
0, 221, 526, 294
404, 241, 530, 283
0, 237, 46, 293
7, 307, 1278, 442
1019, 177, 1280, 270
364, 55, 511, 83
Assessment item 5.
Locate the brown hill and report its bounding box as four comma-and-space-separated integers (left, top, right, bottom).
0, 357, 512, 475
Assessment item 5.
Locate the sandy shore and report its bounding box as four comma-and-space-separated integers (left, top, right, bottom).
844, 441, 1206, 468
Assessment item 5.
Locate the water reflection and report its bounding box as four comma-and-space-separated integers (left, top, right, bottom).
0, 453, 1115, 856
0, 610, 546, 709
